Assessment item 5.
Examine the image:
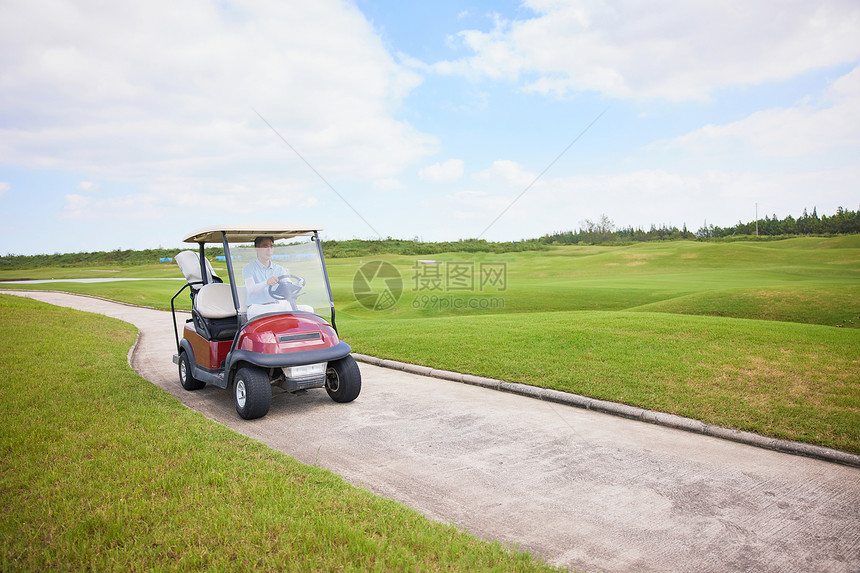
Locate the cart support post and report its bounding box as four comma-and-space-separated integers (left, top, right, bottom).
197, 242, 208, 285
313, 231, 338, 334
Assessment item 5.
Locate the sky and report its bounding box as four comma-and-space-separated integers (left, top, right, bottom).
1, 0, 859, 255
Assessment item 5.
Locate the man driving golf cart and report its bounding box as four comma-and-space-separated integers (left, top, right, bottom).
172, 224, 361, 420
243, 235, 286, 305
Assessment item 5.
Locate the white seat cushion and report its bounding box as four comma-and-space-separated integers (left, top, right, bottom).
195, 283, 237, 319
175, 250, 220, 291
246, 300, 291, 321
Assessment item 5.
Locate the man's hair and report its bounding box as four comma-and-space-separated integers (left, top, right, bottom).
254, 236, 275, 248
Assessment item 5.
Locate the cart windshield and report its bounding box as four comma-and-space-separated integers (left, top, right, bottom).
230, 236, 333, 324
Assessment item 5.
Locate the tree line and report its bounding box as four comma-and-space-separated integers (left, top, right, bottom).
540, 206, 859, 245
698, 207, 859, 238
1, 207, 857, 269
0, 248, 188, 270
0, 239, 547, 269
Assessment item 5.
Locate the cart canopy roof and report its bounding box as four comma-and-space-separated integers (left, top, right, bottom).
183, 224, 322, 244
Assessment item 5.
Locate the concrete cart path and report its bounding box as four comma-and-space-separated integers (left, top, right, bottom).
6, 290, 860, 573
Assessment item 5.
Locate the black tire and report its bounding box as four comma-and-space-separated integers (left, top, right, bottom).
233, 366, 271, 420
179, 351, 205, 391
325, 355, 361, 403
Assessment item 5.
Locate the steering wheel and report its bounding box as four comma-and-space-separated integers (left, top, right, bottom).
268, 274, 305, 301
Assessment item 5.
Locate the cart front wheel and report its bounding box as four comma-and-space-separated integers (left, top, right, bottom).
233, 366, 271, 420
325, 356, 361, 403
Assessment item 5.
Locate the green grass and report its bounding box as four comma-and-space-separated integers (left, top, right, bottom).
2, 236, 858, 454
324, 238, 860, 454
0, 279, 192, 311
339, 311, 859, 453
0, 264, 194, 310
0, 295, 559, 572
4, 237, 858, 325
326, 237, 860, 326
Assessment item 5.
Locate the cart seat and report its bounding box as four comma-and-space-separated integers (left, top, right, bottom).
196, 283, 236, 318
193, 283, 238, 340
175, 250, 220, 292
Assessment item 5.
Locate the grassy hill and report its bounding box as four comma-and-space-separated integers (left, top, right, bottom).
1, 236, 858, 568
0, 296, 558, 571
2, 236, 858, 452
328, 236, 860, 327
327, 237, 860, 453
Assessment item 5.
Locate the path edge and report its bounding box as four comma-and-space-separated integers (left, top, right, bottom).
352, 353, 860, 468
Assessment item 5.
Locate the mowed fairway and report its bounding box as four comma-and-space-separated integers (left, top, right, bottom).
0, 295, 559, 571
2, 236, 859, 453
328, 236, 860, 454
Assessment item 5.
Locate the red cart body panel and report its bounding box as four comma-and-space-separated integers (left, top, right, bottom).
185, 313, 339, 371
184, 323, 232, 370
237, 313, 339, 355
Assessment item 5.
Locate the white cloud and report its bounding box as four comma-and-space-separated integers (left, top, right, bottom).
433, 189, 512, 223
474, 160, 534, 187
58, 173, 323, 224
3, 0, 857, 253
149, 175, 320, 214
653, 64, 860, 158
419, 158, 464, 181
373, 177, 405, 191
432, 0, 860, 100
438, 166, 860, 240
62, 191, 168, 221
61, 193, 93, 219
0, 0, 435, 186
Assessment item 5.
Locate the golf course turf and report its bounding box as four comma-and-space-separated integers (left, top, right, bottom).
2, 237, 858, 454
1, 236, 857, 569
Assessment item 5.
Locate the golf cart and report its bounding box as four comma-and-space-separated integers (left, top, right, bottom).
171, 224, 360, 420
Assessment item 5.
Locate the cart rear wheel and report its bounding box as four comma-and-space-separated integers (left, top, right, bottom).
179, 351, 205, 391
325, 355, 361, 403
234, 366, 271, 420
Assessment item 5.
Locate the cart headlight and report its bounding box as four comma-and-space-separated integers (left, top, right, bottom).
282, 362, 327, 379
